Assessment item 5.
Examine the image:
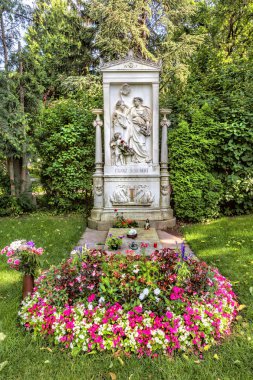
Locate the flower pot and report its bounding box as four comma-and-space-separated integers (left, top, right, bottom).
127, 233, 137, 239
110, 245, 121, 251
22, 274, 34, 299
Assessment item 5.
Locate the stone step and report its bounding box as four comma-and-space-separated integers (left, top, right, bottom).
76, 227, 195, 259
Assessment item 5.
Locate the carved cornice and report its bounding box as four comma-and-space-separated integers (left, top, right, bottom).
100, 56, 162, 71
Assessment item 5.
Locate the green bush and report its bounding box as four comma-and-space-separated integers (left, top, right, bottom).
0, 195, 22, 216
168, 114, 223, 222
33, 74, 102, 211
166, 56, 253, 221
214, 122, 253, 215
34, 98, 96, 210
171, 169, 222, 222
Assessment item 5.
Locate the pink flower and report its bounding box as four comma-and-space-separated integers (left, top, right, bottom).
166, 311, 173, 319
134, 305, 142, 314
14, 259, 21, 265
7, 258, 13, 264
1, 247, 8, 255
88, 294, 96, 303
36, 248, 44, 256
170, 286, 185, 300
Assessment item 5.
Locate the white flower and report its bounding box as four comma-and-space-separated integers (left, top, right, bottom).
88, 304, 93, 310
154, 288, 160, 295
155, 297, 160, 303
133, 269, 139, 274
10, 240, 24, 250
98, 297, 105, 304
143, 288, 149, 296
139, 293, 145, 300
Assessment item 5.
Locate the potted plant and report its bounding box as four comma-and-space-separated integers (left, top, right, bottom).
105, 235, 123, 251
1, 240, 44, 299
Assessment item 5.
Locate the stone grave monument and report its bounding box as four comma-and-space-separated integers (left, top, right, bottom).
88, 53, 176, 230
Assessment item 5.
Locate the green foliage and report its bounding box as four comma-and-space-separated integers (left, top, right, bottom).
0, 195, 21, 216
165, 10, 253, 221
25, 0, 96, 97
87, 0, 152, 59
0, 71, 26, 156
168, 114, 223, 222
214, 121, 253, 215
34, 77, 102, 210
0, 194, 36, 216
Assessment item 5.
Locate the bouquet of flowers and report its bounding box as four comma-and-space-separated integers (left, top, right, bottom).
1, 240, 43, 276
118, 139, 134, 155
113, 210, 139, 228
105, 235, 123, 250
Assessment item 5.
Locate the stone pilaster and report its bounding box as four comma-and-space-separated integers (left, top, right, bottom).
160, 109, 172, 214
92, 109, 104, 214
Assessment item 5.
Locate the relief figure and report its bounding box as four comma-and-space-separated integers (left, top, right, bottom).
112, 100, 131, 140
128, 97, 151, 163
134, 185, 154, 204
110, 185, 130, 203
111, 97, 152, 165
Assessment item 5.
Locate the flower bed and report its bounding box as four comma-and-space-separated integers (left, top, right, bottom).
19, 248, 238, 357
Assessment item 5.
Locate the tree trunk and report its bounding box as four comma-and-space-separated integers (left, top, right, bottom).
7, 158, 16, 196
0, 11, 8, 69
18, 41, 28, 194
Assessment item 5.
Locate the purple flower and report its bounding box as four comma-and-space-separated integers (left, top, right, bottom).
180, 242, 187, 260
74, 246, 83, 252
27, 241, 35, 248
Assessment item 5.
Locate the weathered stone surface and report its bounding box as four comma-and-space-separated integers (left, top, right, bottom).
89, 55, 175, 229
77, 227, 194, 258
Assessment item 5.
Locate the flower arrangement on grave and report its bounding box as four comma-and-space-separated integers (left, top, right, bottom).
105, 234, 123, 250
1, 240, 44, 299
113, 210, 138, 228
1, 240, 43, 276
19, 246, 239, 357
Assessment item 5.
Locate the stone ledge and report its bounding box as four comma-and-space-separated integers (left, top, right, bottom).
88, 217, 176, 231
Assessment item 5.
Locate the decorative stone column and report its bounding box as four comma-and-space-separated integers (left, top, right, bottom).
160, 108, 172, 215
91, 109, 104, 217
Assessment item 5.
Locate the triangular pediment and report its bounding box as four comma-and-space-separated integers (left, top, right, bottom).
100, 56, 161, 72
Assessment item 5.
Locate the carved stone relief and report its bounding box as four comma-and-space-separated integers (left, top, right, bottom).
94, 185, 103, 196
93, 176, 103, 196
161, 184, 170, 196
110, 185, 154, 205
111, 86, 152, 165
110, 132, 134, 166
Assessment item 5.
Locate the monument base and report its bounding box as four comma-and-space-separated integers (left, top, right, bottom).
88, 208, 176, 230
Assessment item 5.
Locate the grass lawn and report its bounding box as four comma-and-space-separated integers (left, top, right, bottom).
0, 212, 253, 380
